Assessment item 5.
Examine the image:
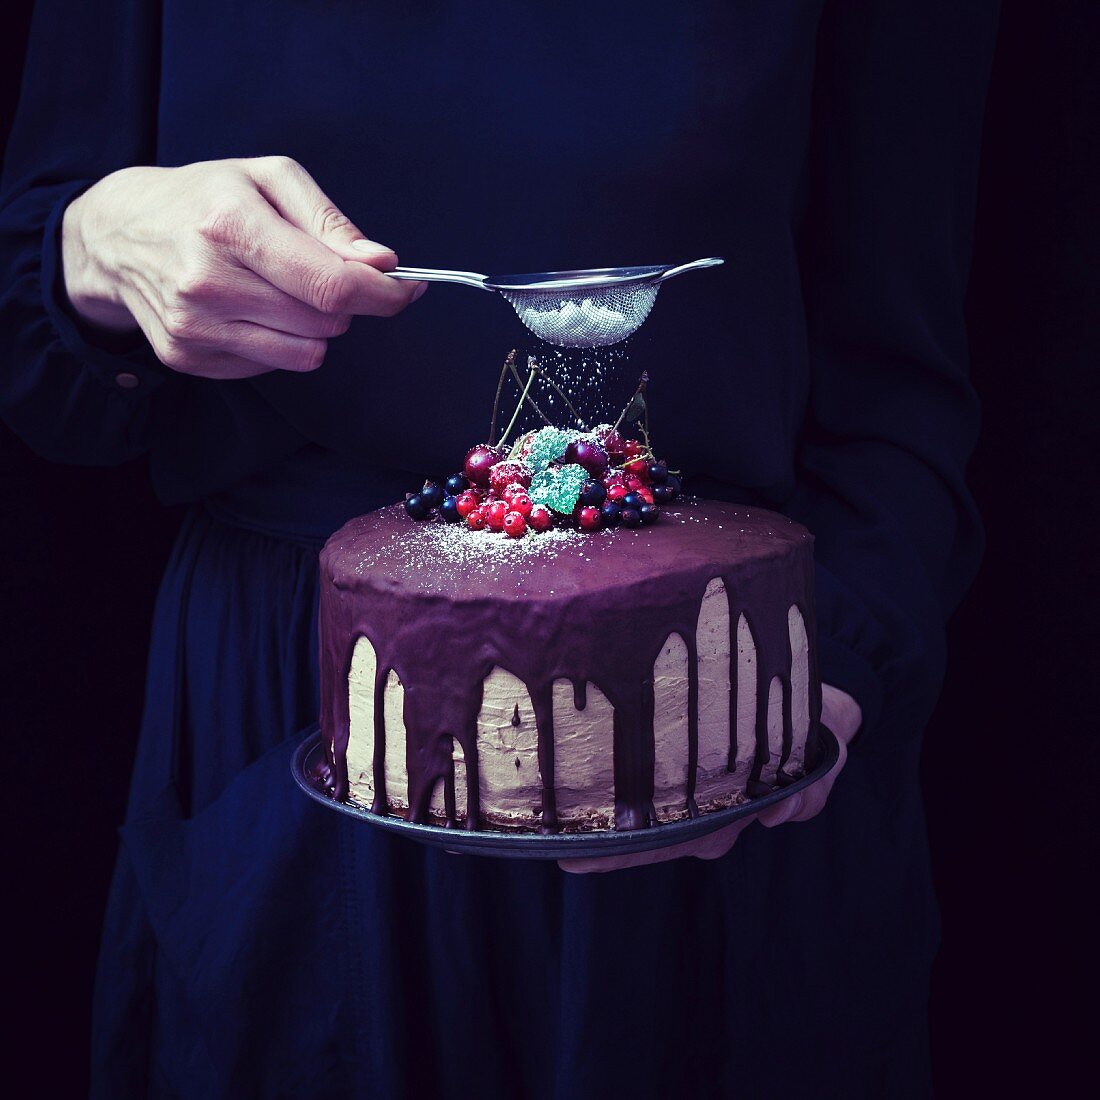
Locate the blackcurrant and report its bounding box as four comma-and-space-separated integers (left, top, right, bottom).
665, 474, 682, 497
439, 496, 461, 523
621, 491, 644, 511
600, 501, 622, 528
647, 462, 668, 485
639, 503, 659, 525
420, 481, 444, 509
621, 507, 642, 528
404, 494, 429, 520
653, 484, 675, 504
580, 479, 607, 508
444, 473, 470, 497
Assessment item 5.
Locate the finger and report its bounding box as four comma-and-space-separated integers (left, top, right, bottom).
193, 320, 327, 373
244, 155, 398, 266
218, 276, 352, 339
213, 198, 423, 317
759, 792, 804, 828
124, 288, 280, 378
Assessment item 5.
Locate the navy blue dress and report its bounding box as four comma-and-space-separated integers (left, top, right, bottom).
0, 2, 997, 1096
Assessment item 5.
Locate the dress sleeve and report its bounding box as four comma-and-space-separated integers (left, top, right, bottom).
0, 0, 172, 466
787, 1, 1000, 734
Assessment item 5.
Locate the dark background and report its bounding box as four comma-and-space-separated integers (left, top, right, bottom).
2, 2, 1095, 1094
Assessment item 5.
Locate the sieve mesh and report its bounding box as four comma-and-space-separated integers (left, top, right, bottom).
500, 280, 660, 348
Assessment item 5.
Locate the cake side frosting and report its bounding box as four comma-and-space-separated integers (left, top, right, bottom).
318, 497, 822, 832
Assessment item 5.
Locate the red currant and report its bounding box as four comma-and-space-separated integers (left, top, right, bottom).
624, 474, 646, 492
577, 506, 602, 531
637, 486, 655, 505
528, 504, 553, 532
503, 511, 527, 538
486, 500, 509, 531
606, 483, 629, 503
466, 511, 487, 531
510, 493, 533, 517
455, 491, 480, 518
623, 457, 650, 481
622, 440, 644, 459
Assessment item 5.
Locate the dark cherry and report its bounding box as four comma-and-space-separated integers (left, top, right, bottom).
463, 444, 506, 488
647, 462, 668, 485
652, 484, 675, 505
620, 507, 642, 528
420, 480, 444, 509
639, 503, 660, 525
621, 491, 644, 511
600, 501, 622, 528
404, 494, 429, 520
444, 473, 470, 497
580, 479, 607, 508
439, 496, 461, 523
565, 438, 609, 476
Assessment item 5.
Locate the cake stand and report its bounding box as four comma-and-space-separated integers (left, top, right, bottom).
292, 726, 839, 860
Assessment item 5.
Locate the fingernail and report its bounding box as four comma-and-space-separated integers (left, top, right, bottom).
351, 238, 395, 255
411, 281, 429, 301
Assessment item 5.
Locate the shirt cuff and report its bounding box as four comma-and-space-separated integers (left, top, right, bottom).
39, 183, 168, 399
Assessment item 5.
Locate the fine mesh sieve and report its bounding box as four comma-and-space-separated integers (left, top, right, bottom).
386, 258, 723, 348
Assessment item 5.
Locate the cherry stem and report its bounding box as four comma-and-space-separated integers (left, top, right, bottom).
508, 356, 554, 430
612, 371, 649, 435
488, 350, 516, 445
497, 360, 539, 447
538, 366, 586, 429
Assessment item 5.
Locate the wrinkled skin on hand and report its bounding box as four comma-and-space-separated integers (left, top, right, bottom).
61, 156, 426, 379
559, 683, 862, 873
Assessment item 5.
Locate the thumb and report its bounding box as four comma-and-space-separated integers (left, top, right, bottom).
244, 155, 398, 269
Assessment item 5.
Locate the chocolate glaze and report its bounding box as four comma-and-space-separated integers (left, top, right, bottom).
318, 498, 821, 832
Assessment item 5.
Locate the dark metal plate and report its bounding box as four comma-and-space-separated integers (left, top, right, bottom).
292, 725, 839, 860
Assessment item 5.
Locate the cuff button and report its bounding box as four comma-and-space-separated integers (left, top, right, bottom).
114, 372, 140, 389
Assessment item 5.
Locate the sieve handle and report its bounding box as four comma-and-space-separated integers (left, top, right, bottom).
386, 267, 494, 291
655, 256, 725, 284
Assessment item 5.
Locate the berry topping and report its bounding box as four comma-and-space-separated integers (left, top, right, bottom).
486, 499, 509, 531
439, 496, 461, 523
620, 507, 642, 528
577, 506, 602, 531
564, 438, 610, 476
503, 511, 527, 538
444, 473, 470, 497
600, 501, 623, 528
528, 504, 553, 532
580, 479, 607, 508
639, 503, 660, 525
463, 444, 506, 488
404, 494, 429, 521
419, 480, 444, 509
489, 460, 533, 496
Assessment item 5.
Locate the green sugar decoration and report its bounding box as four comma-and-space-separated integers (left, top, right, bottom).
529, 463, 588, 515
525, 426, 581, 475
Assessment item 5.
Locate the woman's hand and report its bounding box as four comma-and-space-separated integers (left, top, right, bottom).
558, 683, 862, 874
61, 156, 425, 379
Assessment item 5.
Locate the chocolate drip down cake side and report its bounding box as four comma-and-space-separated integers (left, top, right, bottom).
317, 491, 823, 834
